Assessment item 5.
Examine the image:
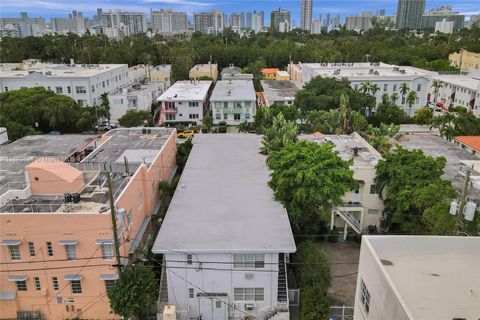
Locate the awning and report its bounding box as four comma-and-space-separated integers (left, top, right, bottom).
8, 275, 28, 282
1, 240, 22, 246
64, 274, 83, 281
99, 274, 119, 281
59, 240, 78, 246
0, 291, 16, 301
95, 239, 114, 245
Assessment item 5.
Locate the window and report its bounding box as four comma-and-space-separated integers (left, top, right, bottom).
245, 113, 251, 120
189, 114, 199, 119
28, 242, 35, 256
102, 81, 105, 88
360, 279, 370, 315
52, 277, 59, 291
245, 101, 251, 107
71, 280, 82, 294
138, 193, 143, 209
186, 254, 193, 265
67, 86, 71, 93
107, 79, 109, 85
223, 113, 228, 120
393, 84, 397, 91
223, 102, 228, 108
65, 245, 77, 260
369, 184, 377, 194
77, 99, 87, 106
91, 85, 95, 92
101, 244, 114, 259
189, 288, 194, 298
16, 280, 27, 291
166, 114, 176, 121
383, 84, 388, 91
233, 254, 264, 268
234, 114, 241, 121
75, 86, 86, 94
34, 277, 41, 291
215, 113, 221, 120
368, 209, 379, 215
216, 300, 222, 308
234, 288, 264, 301
47, 242, 54, 256
4, 87, 8, 91
9, 245, 21, 260
105, 280, 116, 292
189, 101, 199, 107
354, 84, 359, 90
56, 87, 63, 94
417, 84, 422, 92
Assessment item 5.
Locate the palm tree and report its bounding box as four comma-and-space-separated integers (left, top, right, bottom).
381, 92, 390, 105
44, 104, 67, 130
360, 81, 372, 95
370, 84, 380, 107
339, 93, 350, 134
400, 83, 410, 106
406, 91, 417, 116
431, 79, 443, 104
391, 92, 400, 105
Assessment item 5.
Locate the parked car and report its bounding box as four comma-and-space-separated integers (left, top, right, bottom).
95, 121, 117, 131
177, 130, 195, 138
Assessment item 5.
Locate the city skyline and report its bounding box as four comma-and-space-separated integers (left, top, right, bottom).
1, 0, 479, 23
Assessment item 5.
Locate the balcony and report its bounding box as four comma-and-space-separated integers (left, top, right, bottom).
163, 108, 177, 114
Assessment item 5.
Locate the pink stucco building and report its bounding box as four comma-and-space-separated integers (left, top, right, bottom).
0, 128, 177, 319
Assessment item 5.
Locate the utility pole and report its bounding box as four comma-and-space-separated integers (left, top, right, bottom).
458, 166, 472, 218
106, 171, 123, 277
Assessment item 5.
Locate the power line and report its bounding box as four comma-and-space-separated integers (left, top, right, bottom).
69, 293, 108, 320
33, 246, 101, 313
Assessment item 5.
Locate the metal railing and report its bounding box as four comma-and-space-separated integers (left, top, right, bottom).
329, 306, 354, 320
334, 208, 369, 235
0, 182, 27, 195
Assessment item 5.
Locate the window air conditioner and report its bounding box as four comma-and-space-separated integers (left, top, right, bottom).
244, 303, 254, 311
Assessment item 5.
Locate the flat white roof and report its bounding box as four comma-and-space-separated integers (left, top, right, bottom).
152, 134, 296, 253
299, 62, 432, 78
157, 80, 212, 101
210, 80, 256, 101
433, 74, 480, 91
364, 236, 480, 320
0, 63, 127, 78
190, 63, 218, 72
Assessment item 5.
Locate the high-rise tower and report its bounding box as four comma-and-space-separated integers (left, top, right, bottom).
301, 0, 313, 31
396, 0, 426, 29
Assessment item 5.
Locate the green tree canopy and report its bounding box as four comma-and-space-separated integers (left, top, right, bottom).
268, 140, 357, 233
107, 266, 158, 320
117, 110, 152, 127
260, 113, 297, 155
375, 146, 455, 233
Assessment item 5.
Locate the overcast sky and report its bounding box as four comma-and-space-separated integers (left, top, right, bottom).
1, 0, 479, 23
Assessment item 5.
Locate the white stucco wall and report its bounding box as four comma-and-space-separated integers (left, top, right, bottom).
165, 252, 280, 320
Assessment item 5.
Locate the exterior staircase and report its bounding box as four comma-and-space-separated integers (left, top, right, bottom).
277, 253, 287, 303
156, 264, 169, 319
334, 207, 370, 235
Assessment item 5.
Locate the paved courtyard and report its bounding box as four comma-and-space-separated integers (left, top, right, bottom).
317, 241, 360, 307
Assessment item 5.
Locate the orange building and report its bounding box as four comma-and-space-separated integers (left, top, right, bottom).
0, 128, 177, 319
453, 136, 480, 156
260, 68, 290, 80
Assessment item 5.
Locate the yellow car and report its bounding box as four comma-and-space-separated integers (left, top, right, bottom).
177, 130, 195, 138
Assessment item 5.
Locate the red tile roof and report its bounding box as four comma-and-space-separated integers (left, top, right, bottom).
454, 136, 480, 152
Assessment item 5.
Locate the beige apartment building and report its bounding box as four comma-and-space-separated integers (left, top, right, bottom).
449, 49, 480, 72
0, 128, 177, 319
189, 63, 218, 81
301, 132, 384, 238
354, 236, 480, 320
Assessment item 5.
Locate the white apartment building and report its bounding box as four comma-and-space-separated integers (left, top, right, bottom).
354, 236, 480, 320
0, 61, 129, 106
301, 132, 385, 237
194, 9, 226, 35
345, 15, 373, 32
260, 80, 299, 107
157, 80, 212, 124
100, 10, 147, 38
210, 80, 256, 125
153, 134, 296, 320
288, 62, 433, 113
429, 73, 480, 117
51, 11, 86, 35
151, 9, 188, 35
109, 82, 164, 122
